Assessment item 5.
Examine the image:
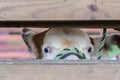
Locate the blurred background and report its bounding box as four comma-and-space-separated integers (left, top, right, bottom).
0, 28, 118, 59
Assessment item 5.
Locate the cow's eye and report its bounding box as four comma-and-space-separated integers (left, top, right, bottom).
88, 47, 92, 53
44, 47, 51, 53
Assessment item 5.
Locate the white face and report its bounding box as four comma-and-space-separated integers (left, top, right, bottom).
42, 28, 94, 60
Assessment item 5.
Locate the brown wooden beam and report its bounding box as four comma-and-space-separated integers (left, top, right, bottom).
0, 20, 119, 28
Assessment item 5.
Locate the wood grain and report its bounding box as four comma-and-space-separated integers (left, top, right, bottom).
0, 60, 120, 80
0, 0, 120, 20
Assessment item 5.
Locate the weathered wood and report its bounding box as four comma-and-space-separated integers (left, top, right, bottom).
0, 60, 120, 80
0, 0, 120, 20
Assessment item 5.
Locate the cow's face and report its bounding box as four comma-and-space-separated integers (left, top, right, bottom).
22, 28, 94, 60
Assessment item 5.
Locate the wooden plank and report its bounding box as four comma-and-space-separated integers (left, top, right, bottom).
0, 21, 120, 28
0, 60, 120, 80
0, 0, 120, 20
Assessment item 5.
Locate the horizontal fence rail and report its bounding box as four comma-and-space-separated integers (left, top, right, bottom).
0, 20, 120, 28
0, 60, 120, 80
0, 0, 120, 20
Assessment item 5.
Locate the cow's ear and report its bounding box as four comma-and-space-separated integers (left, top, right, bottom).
32, 29, 50, 59
22, 28, 36, 52
22, 28, 50, 59
111, 34, 120, 48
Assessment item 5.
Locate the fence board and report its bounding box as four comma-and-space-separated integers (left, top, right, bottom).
0, 60, 120, 80
0, 0, 120, 20
0, 21, 120, 28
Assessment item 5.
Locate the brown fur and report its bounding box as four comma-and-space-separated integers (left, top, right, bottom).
32, 29, 50, 59
90, 37, 94, 46
62, 39, 74, 47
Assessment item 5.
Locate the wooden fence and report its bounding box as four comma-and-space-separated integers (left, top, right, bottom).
0, 0, 120, 80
